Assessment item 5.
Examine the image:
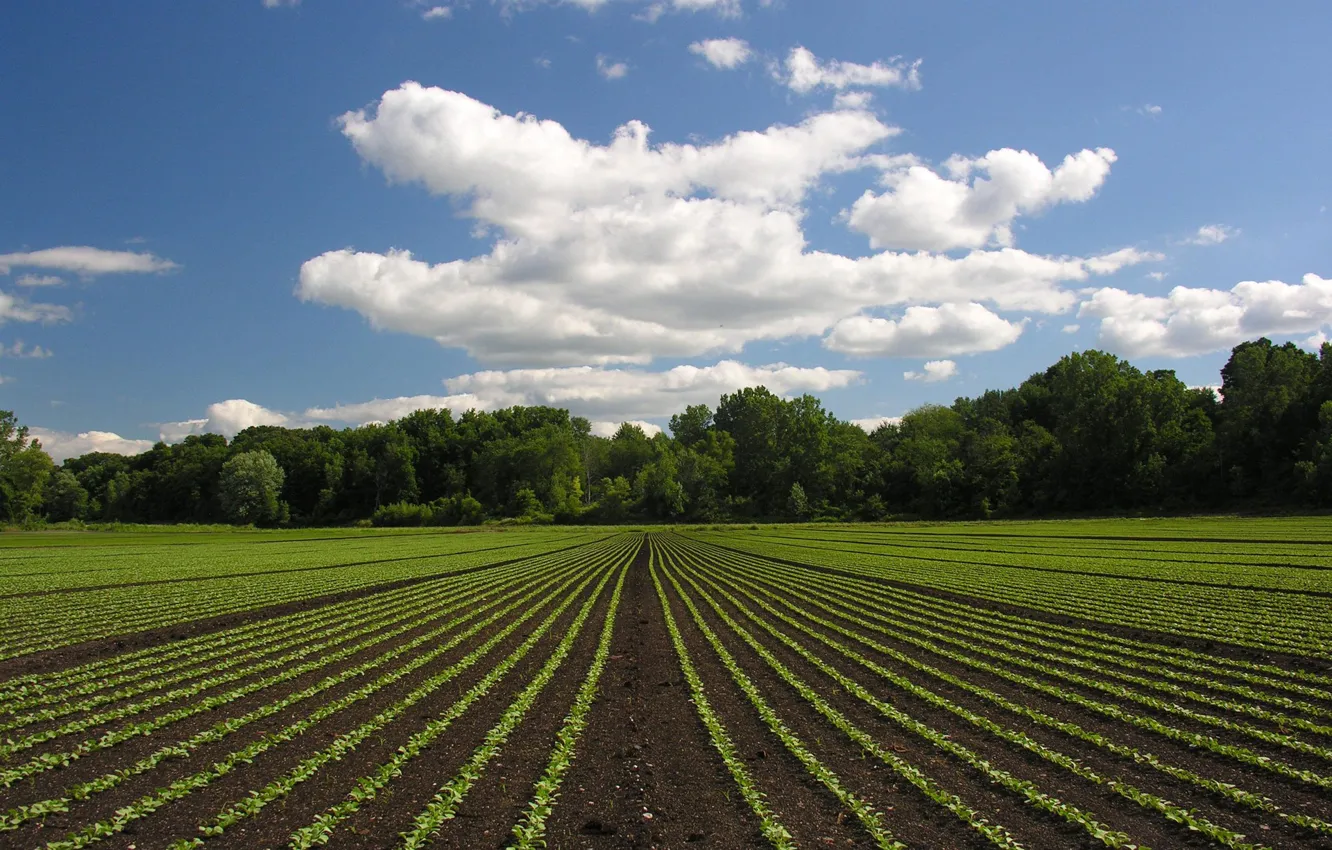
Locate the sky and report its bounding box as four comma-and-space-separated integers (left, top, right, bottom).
3, 1, 1330, 461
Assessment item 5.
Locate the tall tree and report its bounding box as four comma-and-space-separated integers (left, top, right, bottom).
219, 450, 287, 525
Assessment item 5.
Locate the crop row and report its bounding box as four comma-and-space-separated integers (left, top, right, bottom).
654, 533, 1332, 849
6, 535, 635, 848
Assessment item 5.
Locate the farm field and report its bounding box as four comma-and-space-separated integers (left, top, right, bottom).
0, 520, 1330, 849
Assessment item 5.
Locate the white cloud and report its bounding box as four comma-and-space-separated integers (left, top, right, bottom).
846, 147, 1118, 252
903, 359, 958, 382
0, 246, 178, 277
1147, 271, 1168, 281
1061, 324, 1080, 334
262, 0, 299, 7
422, 6, 452, 19
640, 0, 740, 21
833, 91, 873, 110
159, 399, 290, 442
534, 57, 552, 69
154, 360, 859, 446
298, 84, 1148, 366
1082, 247, 1164, 274
1183, 224, 1239, 246
1140, 104, 1162, 116
1079, 273, 1332, 357
824, 302, 1024, 357
850, 416, 901, 431
30, 429, 156, 463
590, 420, 663, 437
0, 292, 71, 325
303, 360, 860, 427
777, 46, 921, 94
596, 55, 628, 79
15, 274, 63, 287
689, 37, 751, 69
0, 341, 53, 358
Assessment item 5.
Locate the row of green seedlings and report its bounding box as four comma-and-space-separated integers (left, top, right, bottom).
655, 542, 1025, 850
393, 564, 629, 850
766, 530, 1332, 594
660, 540, 1146, 850
280, 551, 629, 849
163, 544, 633, 850
0, 534, 594, 702
705, 534, 1330, 660
0, 546, 591, 768
846, 576, 1332, 746
770, 528, 1332, 575
649, 544, 798, 849
0, 552, 602, 835
0, 538, 559, 710
0, 534, 494, 593
32, 554, 613, 850
827, 554, 1332, 697
685, 540, 1332, 842
0, 567, 508, 734
0, 571, 464, 714
670, 539, 1283, 850
656, 545, 907, 850
0, 552, 591, 815
0, 534, 598, 661
509, 550, 630, 849
695, 534, 1332, 700
720, 538, 1332, 747
837, 568, 1332, 722
798, 561, 1332, 773
817, 537, 1330, 656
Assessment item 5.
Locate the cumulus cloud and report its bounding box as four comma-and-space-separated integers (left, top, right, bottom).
304, 360, 859, 426
590, 419, 663, 437
823, 303, 1024, 357
689, 37, 751, 69
846, 147, 1118, 251
850, 416, 902, 431
159, 399, 291, 442
154, 360, 858, 446
1078, 273, 1332, 357
595, 55, 629, 79
1061, 324, 1080, 334
777, 46, 921, 94
833, 91, 874, 110
422, 5, 452, 19
0, 292, 71, 325
30, 429, 156, 463
640, 0, 740, 21
297, 84, 1148, 366
0, 246, 178, 277
1183, 224, 1239, 246
903, 359, 958, 382
15, 274, 63, 287
0, 341, 53, 358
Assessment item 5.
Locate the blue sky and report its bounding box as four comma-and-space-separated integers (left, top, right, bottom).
4, 1, 1329, 460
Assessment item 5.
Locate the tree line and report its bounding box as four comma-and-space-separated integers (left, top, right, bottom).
6, 336, 1332, 527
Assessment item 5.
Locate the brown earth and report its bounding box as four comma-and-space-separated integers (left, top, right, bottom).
6, 532, 1331, 850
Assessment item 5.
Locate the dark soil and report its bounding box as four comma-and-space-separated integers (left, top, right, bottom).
540, 543, 764, 849
8, 532, 1332, 850
0, 534, 610, 682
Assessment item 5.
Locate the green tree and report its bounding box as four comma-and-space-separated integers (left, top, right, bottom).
787, 482, 810, 519
44, 469, 89, 522
218, 450, 286, 525
0, 411, 54, 523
